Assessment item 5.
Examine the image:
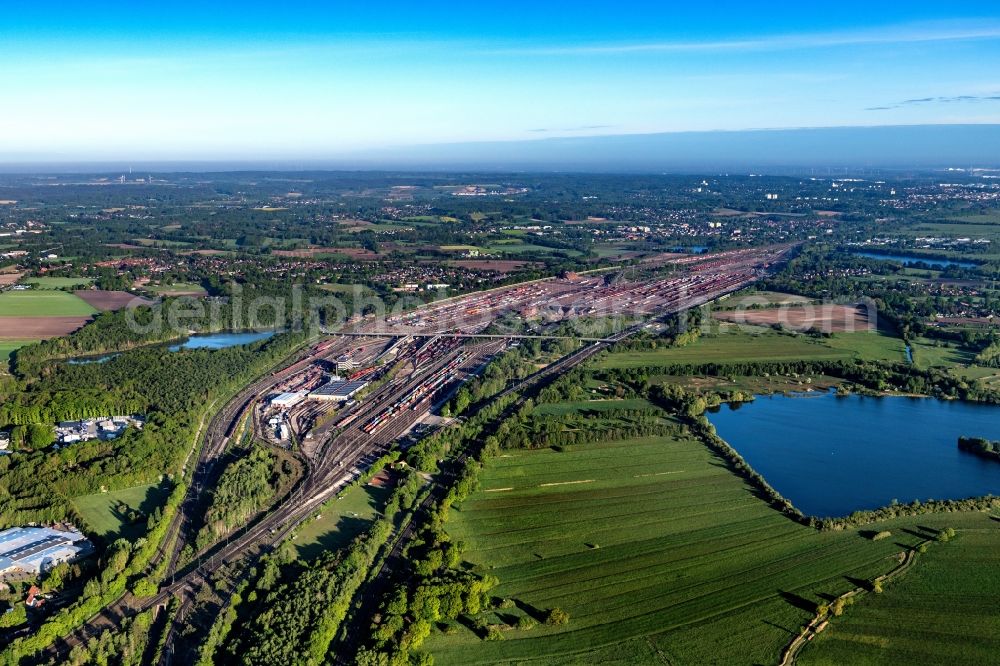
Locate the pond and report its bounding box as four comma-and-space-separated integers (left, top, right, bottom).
67, 353, 121, 365
707, 391, 1000, 517
851, 250, 977, 269
167, 330, 276, 351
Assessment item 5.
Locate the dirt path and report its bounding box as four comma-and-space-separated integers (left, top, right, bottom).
779, 539, 926, 666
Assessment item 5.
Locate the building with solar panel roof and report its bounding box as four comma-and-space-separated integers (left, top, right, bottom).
0, 527, 93, 577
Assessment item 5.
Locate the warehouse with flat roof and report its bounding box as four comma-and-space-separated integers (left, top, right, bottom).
269, 391, 307, 409
0, 527, 93, 577
309, 380, 368, 402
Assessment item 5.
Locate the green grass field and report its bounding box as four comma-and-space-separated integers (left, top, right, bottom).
24, 276, 95, 289
822, 331, 907, 362
145, 282, 208, 296
906, 219, 1000, 241
946, 211, 1000, 225
486, 242, 584, 257
0, 339, 35, 370
909, 337, 974, 369
424, 424, 935, 665
596, 330, 905, 369
130, 237, 192, 248
801, 525, 1000, 666
655, 372, 842, 395
534, 398, 656, 416
718, 290, 814, 309
317, 283, 375, 296
290, 483, 392, 560
439, 245, 484, 252
72, 482, 172, 540
0, 290, 97, 316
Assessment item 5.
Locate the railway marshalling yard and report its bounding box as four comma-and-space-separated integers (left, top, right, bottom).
49, 244, 794, 659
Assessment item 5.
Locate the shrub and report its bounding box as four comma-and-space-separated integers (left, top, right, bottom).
545, 607, 570, 626
517, 616, 537, 631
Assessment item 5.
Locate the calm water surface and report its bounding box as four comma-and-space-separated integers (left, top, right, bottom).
168, 331, 276, 351
707, 391, 1000, 517
851, 250, 976, 269
67, 353, 121, 365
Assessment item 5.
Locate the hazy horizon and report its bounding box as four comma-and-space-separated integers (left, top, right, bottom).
4, 2, 1000, 162
1, 124, 999, 174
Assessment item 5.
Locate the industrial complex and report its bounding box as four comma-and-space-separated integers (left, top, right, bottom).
0, 527, 93, 577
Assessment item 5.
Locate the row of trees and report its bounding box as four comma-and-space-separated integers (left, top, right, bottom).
595, 356, 1000, 404
494, 408, 679, 450
215, 469, 425, 665
355, 348, 585, 664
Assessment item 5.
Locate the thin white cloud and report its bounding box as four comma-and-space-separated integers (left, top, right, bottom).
866, 93, 1000, 111
487, 20, 1000, 56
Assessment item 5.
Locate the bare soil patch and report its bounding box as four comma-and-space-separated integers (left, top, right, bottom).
0, 270, 24, 287
74, 290, 154, 311
0, 316, 92, 339
714, 304, 874, 332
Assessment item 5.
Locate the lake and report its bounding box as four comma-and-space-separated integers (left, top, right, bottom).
851, 250, 977, 269
707, 391, 1000, 517
168, 330, 276, 351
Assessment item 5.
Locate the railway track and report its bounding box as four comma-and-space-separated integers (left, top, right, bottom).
43, 246, 793, 662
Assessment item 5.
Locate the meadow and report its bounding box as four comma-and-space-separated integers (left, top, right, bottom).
800, 523, 1000, 665
72, 481, 172, 540
25, 276, 95, 289
0, 340, 35, 371
908, 337, 974, 369
595, 329, 905, 369
290, 482, 391, 561
424, 422, 934, 665
533, 397, 655, 416
144, 282, 208, 296
717, 290, 814, 308
0, 290, 97, 316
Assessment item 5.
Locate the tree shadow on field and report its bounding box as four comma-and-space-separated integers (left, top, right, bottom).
456, 614, 487, 639
514, 599, 546, 623
816, 591, 839, 603
900, 527, 930, 540
778, 590, 817, 613
763, 619, 797, 637
844, 576, 873, 592
497, 612, 520, 626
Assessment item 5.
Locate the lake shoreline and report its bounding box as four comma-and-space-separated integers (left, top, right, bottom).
707, 391, 1000, 520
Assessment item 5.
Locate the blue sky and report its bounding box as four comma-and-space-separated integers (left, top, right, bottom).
3, 1, 1000, 160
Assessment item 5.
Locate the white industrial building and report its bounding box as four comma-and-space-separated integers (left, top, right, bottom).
0, 527, 93, 577
269, 392, 307, 409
